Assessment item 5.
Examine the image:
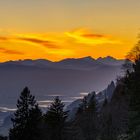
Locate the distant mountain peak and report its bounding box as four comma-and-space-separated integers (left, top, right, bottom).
97, 56, 117, 61
0, 56, 124, 68
97, 56, 124, 66
77, 56, 95, 62
58, 56, 95, 62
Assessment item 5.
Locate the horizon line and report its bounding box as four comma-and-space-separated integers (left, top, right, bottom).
1, 55, 125, 63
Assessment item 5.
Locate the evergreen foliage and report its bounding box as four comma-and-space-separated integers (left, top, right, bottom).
9, 87, 42, 140
45, 96, 68, 140
0, 135, 7, 140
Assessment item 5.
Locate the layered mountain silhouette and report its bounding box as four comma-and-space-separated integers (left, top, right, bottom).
0, 56, 124, 109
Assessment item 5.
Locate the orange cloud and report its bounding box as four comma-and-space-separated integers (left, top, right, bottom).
0, 37, 9, 41
0, 47, 24, 55
18, 37, 59, 49
0, 29, 122, 50
0, 29, 124, 62
65, 29, 121, 45
82, 34, 105, 38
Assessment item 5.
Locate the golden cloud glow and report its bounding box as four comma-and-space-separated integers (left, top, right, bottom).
0, 37, 9, 41
48, 49, 75, 56
0, 28, 124, 62
65, 29, 121, 45
18, 37, 58, 49
0, 47, 24, 55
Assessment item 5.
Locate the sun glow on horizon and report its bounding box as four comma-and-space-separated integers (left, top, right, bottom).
0, 0, 139, 62
0, 28, 129, 62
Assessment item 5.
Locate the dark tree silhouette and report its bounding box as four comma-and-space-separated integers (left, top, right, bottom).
9, 87, 42, 140
70, 92, 98, 140
0, 135, 7, 140
45, 96, 68, 140
127, 59, 140, 139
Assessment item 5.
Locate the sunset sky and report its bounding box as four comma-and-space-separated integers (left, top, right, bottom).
0, 0, 140, 62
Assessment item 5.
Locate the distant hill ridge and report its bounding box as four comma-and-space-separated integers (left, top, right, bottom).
0, 56, 124, 111
0, 56, 124, 70
1, 56, 124, 64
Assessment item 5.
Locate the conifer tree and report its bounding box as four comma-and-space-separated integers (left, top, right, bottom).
125, 41, 140, 139
87, 92, 97, 113
9, 87, 42, 140
86, 92, 98, 140
0, 135, 7, 140
45, 96, 68, 140
72, 93, 98, 140
127, 59, 140, 139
